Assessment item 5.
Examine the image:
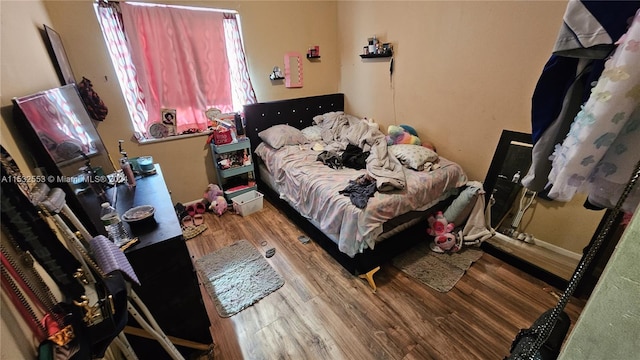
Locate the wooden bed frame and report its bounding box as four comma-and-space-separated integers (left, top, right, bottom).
243, 93, 454, 291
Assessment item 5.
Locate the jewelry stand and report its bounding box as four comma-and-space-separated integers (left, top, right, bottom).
126, 290, 185, 359
111, 333, 139, 360
507, 160, 640, 359
38, 193, 203, 360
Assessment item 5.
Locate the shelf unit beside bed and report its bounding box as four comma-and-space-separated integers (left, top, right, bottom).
211, 139, 257, 201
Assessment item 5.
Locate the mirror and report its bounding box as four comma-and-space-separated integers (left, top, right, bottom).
44, 24, 76, 85
483, 130, 533, 230
13, 84, 116, 235
483, 130, 606, 287
284, 52, 303, 88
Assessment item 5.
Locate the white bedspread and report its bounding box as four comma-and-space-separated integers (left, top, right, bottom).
255, 142, 468, 257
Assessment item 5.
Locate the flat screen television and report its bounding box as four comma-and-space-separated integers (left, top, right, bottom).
12, 84, 115, 236
12, 84, 113, 174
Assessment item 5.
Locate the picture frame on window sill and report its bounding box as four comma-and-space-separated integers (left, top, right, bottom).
148, 122, 169, 139
161, 108, 177, 136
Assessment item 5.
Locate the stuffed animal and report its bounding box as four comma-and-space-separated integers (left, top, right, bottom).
427, 211, 461, 253
204, 184, 227, 216
385, 124, 437, 151
386, 125, 421, 146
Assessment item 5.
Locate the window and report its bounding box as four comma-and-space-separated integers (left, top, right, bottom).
95, 2, 256, 140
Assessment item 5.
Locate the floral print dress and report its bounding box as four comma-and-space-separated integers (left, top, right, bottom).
548, 9, 640, 212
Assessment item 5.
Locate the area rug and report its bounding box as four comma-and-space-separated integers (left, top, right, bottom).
392, 242, 483, 292
194, 240, 284, 317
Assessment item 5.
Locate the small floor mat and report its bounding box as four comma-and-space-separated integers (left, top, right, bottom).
392, 242, 483, 292
194, 240, 284, 317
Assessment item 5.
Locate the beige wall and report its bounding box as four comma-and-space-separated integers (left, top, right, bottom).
1, 0, 620, 356
2, 1, 599, 254
336, 0, 602, 254
0, 1, 338, 356
338, 1, 561, 181
0, 2, 62, 359
0, 0, 62, 176
40, 0, 340, 205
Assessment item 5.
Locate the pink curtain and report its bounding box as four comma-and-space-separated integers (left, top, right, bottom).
121, 3, 233, 133
224, 13, 257, 109
95, 3, 148, 138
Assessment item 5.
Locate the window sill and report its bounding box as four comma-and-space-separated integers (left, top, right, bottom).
138, 130, 212, 145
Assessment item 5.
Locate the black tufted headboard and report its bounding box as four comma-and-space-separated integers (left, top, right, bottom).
243, 93, 344, 155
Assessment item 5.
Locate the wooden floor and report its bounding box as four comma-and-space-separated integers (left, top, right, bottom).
185, 200, 585, 360
485, 233, 580, 281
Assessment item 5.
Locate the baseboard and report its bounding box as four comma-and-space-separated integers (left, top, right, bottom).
182, 198, 205, 207
492, 232, 582, 261
481, 238, 569, 291
529, 236, 582, 261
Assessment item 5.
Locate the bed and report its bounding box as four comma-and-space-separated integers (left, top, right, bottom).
243, 93, 468, 290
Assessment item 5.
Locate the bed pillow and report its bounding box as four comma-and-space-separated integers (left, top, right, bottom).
388, 144, 438, 171
443, 185, 480, 226
258, 124, 307, 149
301, 125, 323, 142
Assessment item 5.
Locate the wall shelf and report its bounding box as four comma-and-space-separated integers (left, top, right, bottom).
360, 52, 393, 59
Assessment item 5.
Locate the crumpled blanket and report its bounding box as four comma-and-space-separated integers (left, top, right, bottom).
452, 181, 495, 245
314, 111, 406, 191
255, 142, 468, 257
339, 174, 377, 208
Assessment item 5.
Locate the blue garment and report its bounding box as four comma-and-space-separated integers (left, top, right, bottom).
339, 174, 377, 209
531, 0, 639, 143
524, 0, 639, 193
554, 1, 640, 57
531, 56, 579, 143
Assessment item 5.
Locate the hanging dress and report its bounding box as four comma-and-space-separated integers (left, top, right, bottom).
547, 9, 640, 213
522, 0, 640, 192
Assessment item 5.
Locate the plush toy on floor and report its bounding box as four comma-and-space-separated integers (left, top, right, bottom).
204, 183, 227, 216
427, 211, 461, 253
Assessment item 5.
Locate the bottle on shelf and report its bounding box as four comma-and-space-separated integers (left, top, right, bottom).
234, 113, 245, 137
120, 157, 136, 187
100, 202, 130, 247
118, 139, 136, 187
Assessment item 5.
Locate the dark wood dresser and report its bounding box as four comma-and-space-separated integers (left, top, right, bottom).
109, 165, 212, 358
